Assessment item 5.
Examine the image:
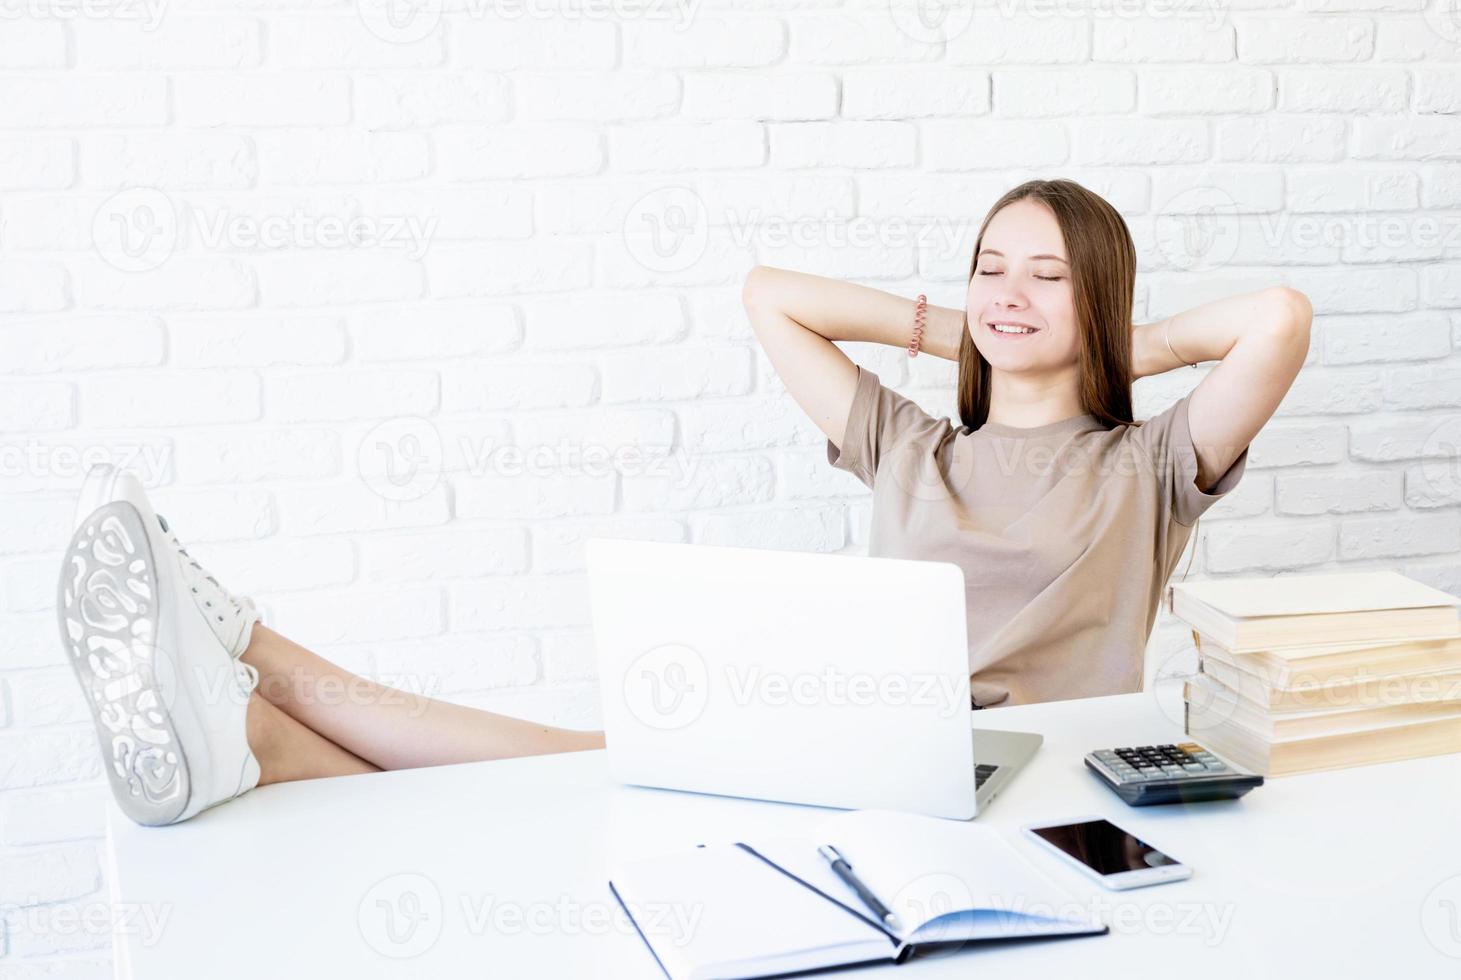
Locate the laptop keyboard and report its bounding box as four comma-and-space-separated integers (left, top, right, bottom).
974, 763, 999, 789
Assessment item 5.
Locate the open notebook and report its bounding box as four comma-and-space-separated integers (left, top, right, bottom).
608, 809, 1107, 979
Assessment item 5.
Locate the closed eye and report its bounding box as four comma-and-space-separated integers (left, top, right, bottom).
977, 271, 1064, 281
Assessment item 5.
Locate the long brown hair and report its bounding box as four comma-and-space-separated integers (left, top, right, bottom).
956, 179, 1139, 433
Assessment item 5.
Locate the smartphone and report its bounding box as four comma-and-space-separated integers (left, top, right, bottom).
1022, 815, 1192, 890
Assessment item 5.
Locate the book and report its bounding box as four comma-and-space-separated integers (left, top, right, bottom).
1167, 571, 1460, 653
1197, 652, 1461, 714
607, 809, 1107, 980
1193, 629, 1461, 689
1184, 672, 1461, 739
1185, 696, 1461, 776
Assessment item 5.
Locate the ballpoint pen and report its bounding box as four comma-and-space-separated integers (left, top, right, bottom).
818, 844, 901, 930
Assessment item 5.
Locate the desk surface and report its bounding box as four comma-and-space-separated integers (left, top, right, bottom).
108, 686, 1461, 979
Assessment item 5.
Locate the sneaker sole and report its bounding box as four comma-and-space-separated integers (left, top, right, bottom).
57, 501, 191, 827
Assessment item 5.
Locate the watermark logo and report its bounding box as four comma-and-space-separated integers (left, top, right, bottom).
621, 191, 979, 274
621, 645, 969, 732
953, 0, 1226, 30
1, 898, 174, 949
887, 0, 976, 44
1149, 643, 1246, 733
889, 872, 975, 953
994, 892, 1236, 945
359, 872, 443, 959
623, 642, 709, 730
1153, 185, 1241, 273
93, 188, 178, 273
358, 0, 701, 45
92, 187, 439, 272
1421, 873, 1461, 958
1416, 415, 1461, 504
0, 440, 171, 487
623, 186, 709, 274
357, 416, 444, 503
357, 0, 443, 44
354, 416, 697, 502
461, 893, 703, 944
0, 0, 169, 28
1251, 212, 1461, 254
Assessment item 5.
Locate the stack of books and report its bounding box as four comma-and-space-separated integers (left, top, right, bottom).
1168, 570, 1461, 776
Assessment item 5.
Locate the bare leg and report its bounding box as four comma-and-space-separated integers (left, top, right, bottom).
247, 692, 381, 785
240, 624, 605, 772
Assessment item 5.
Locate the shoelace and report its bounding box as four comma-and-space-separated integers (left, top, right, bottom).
235, 660, 260, 700
156, 513, 245, 616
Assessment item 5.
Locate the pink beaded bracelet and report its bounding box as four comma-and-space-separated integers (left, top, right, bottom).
907, 293, 927, 358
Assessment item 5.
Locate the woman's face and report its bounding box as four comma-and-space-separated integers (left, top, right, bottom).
966, 198, 1081, 374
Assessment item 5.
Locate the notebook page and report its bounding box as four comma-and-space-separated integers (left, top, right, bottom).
609, 842, 894, 980
818, 810, 1099, 940
748, 836, 904, 936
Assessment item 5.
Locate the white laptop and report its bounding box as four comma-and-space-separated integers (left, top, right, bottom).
584, 537, 1042, 820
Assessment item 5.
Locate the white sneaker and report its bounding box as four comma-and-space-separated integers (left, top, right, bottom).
57, 466, 263, 826
71, 464, 261, 659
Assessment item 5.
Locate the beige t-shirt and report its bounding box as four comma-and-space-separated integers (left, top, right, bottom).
827, 364, 1249, 708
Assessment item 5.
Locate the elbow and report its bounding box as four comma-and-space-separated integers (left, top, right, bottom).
1265, 287, 1313, 363
741, 265, 767, 308
741, 264, 779, 310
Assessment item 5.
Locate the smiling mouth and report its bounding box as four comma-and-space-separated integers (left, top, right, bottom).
987, 322, 1040, 336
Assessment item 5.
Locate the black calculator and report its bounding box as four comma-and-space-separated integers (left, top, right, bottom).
1084, 742, 1264, 806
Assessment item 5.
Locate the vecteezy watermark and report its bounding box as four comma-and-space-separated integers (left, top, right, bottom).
92, 188, 439, 273
623, 643, 710, 730
459, 893, 703, 946
622, 643, 970, 730
357, 416, 445, 503
1421, 873, 1461, 958
359, 873, 444, 959
2, 898, 175, 949
1416, 415, 1461, 504
620, 187, 975, 274
357, 873, 705, 959
724, 210, 970, 263
357, 0, 444, 45
0, 440, 171, 487
993, 892, 1237, 946
1153, 185, 1242, 273
357, 0, 701, 45
886, 0, 977, 44
889, 872, 1236, 952
1253, 213, 1461, 253
250, 667, 444, 719
0, 0, 168, 28
723, 665, 967, 716
1149, 643, 1243, 733
355, 416, 695, 502
886, 0, 1228, 45
623, 186, 710, 274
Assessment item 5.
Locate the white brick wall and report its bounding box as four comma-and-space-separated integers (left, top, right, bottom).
2, 5, 1460, 975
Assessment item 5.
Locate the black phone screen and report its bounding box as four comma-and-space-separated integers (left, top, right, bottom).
1030, 819, 1182, 876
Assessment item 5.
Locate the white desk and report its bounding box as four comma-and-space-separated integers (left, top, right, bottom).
108, 687, 1461, 978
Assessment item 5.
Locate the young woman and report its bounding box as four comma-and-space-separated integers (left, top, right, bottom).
59, 178, 1309, 827
741, 179, 1310, 709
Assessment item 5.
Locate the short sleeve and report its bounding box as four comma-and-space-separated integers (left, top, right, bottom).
825, 364, 942, 490
1131, 390, 1249, 528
